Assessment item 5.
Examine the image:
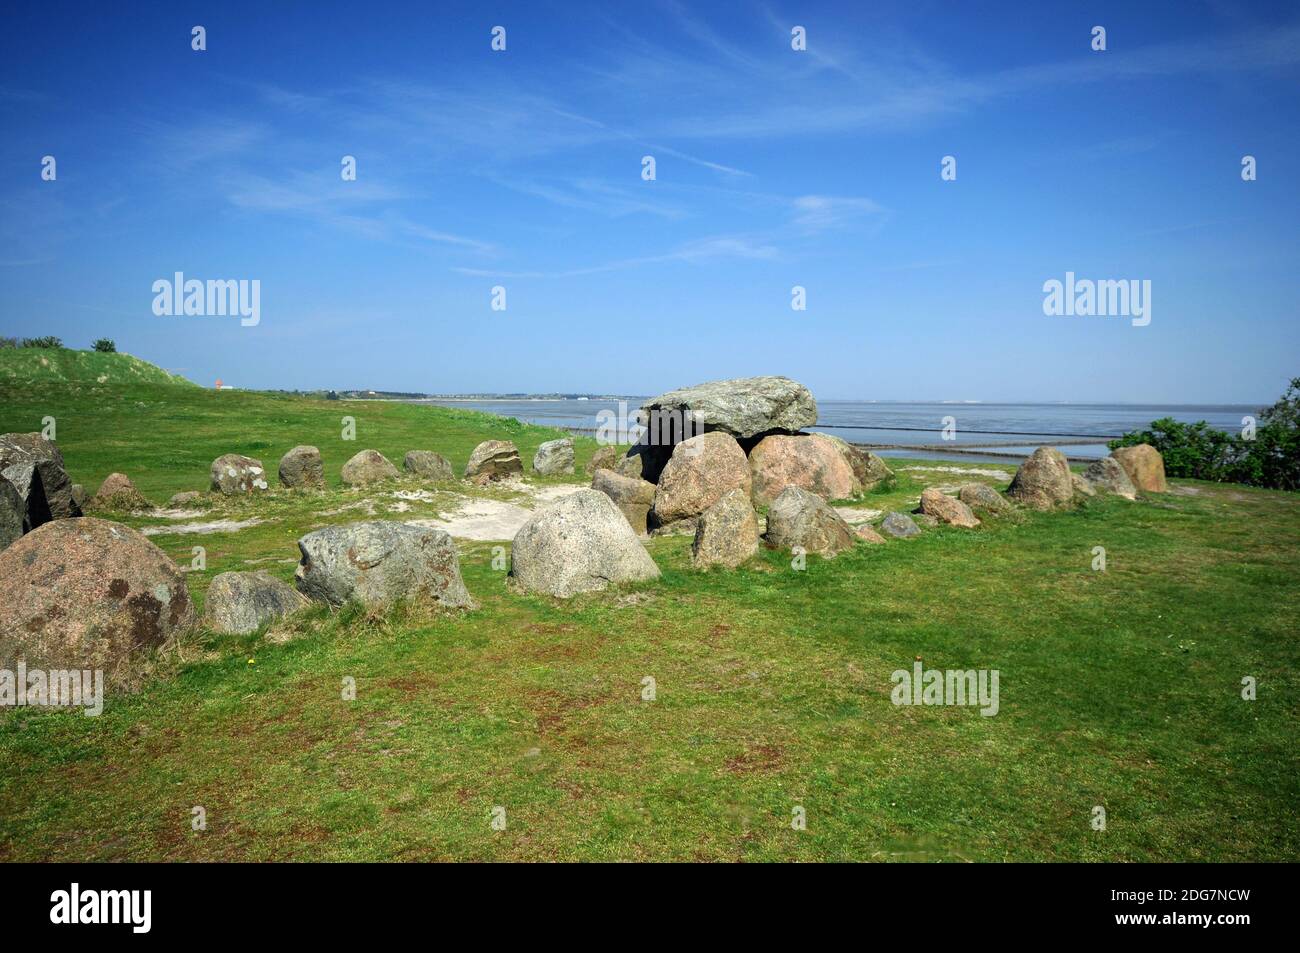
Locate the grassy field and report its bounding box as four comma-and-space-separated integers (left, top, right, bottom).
1, 353, 1297, 861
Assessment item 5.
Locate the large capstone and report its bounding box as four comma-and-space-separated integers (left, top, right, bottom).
638, 376, 817, 442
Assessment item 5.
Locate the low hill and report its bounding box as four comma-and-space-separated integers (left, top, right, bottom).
0, 347, 196, 387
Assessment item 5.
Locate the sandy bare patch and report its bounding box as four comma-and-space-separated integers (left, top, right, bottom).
833, 506, 883, 525
141, 518, 264, 536
411, 485, 586, 540
901, 466, 1013, 480
152, 507, 207, 519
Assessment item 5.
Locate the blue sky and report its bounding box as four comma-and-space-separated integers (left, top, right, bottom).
1, 0, 1297, 401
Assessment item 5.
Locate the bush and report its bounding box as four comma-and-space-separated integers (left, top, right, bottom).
92, 338, 117, 353
1110, 377, 1300, 491
0, 336, 16, 349
20, 336, 63, 349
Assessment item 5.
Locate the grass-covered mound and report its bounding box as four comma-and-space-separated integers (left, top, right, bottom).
0, 375, 1297, 862
0, 346, 197, 388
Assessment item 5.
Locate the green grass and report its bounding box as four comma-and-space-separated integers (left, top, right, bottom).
1, 355, 1297, 861
0, 347, 197, 388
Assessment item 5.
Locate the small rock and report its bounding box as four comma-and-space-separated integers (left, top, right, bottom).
585, 446, 619, 475
168, 490, 204, 506
855, 524, 886, 544
880, 512, 921, 538
958, 483, 1011, 513
1006, 447, 1074, 510
918, 488, 981, 528
1071, 473, 1096, 497
87, 473, 153, 513
205, 570, 310, 634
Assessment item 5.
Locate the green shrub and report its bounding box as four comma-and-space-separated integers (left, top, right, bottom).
92, 338, 117, 353
20, 335, 63, 349
0, 336, 16, 349
1110, 377, 1300, 491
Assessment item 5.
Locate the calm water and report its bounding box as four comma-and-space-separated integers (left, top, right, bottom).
408, 398, 1260, 463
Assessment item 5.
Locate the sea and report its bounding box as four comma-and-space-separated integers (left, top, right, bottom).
404, 398, 1261, 464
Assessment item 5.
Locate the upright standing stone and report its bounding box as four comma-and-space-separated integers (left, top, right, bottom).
279, 445, 325, 489
0, 474, 22, 550
1006, 447, 1074, 510
748, 433, 859, 505
532, 438, 575, 475
764, 485, 856, 556
591, 469, 656, 534
295, 521, 475, 609
403, 450, 455, 482
509, 489, 660, 598
0, 433, 78, 519
341, 449, 400, 486
464, 440, 523, 482
210, 454, 269, 495
692, 488, 760, 569
1110, 445, 1168, 493
0, 518, 194, 691
650, 431, 751, 528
